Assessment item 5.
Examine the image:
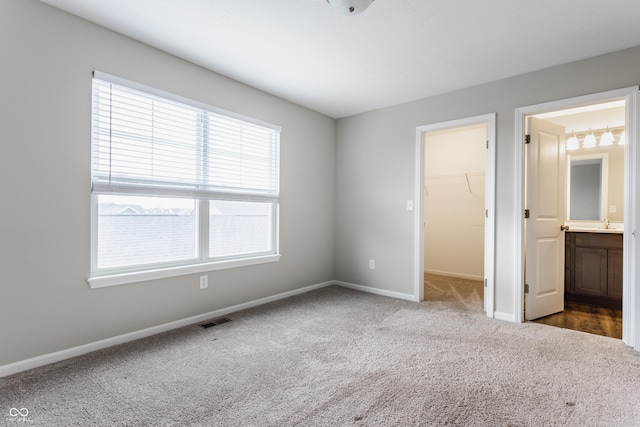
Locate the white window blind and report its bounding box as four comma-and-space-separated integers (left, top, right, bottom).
91, 74, 280, 201
89, 72, 281, 285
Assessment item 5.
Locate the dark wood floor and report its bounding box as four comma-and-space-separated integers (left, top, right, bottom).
531, 301, 622, 339
424, 273, 622, 339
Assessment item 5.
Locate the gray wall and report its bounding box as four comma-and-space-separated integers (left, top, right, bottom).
0, 0, 336, 366
335, 45, 640, 316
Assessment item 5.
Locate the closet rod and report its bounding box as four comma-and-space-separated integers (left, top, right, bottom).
424, 171, 484, 180
424, 171, 484, 195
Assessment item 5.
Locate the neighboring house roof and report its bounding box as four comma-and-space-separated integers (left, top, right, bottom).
98, 203, 193, 216
98, 202, 265, 216
119, 206, 140, 215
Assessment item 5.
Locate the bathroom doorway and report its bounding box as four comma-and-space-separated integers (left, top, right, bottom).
527, 100, 625, 338
515, 87, 638, 347
414, 114, 496, 317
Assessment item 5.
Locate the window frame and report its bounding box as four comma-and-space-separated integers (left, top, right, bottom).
88, 71, 281, 289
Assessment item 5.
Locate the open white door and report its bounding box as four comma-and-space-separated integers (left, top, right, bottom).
525, 117, 567, 320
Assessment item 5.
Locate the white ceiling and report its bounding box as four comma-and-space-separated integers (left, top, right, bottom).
39, 0, 640, 119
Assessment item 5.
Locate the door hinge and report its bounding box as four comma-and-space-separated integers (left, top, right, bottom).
486, 140, 489, 149
525, 134, 531, 144
484, 279, 487, 288
485, 209, 488, 218
524, 284, 529, 293
524, 209, 530, 219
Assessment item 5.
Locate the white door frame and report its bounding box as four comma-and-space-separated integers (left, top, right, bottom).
514, 87, 639, 349
414, 113, 496, 317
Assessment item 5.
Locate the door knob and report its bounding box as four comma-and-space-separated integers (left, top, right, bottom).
560, 225, 570, 231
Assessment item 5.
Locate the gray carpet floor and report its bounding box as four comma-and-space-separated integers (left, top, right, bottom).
2, 275, 640, 426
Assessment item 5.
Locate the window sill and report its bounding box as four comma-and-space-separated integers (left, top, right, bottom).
87, 254, 282, 289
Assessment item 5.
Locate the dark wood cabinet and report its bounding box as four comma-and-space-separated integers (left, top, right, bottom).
565, 231, 623, 308
574, 247, 607, 297
608, 249, 623, 299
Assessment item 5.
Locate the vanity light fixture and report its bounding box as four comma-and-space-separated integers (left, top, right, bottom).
566, 131, 579, 150
565, 126, 624, 150
599, 127, 614, 146
583, 129, 597, 148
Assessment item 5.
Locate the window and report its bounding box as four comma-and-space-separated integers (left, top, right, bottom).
89, 72, 280, 287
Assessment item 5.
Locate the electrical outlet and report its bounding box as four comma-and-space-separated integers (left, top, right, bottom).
609, 205, 617, 213
369, 259, 375, 270
199, 275, 208, 289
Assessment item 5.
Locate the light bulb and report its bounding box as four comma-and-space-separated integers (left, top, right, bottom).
566, 135, 579, 150
583, 131, 597, 148
600, 129, 614, 146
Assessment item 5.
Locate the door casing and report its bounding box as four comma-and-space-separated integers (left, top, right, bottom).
414, 113, 496, 317
515, 87, 638, 349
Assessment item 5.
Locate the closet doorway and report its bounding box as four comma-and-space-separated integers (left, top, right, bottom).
414, 114, 496, 317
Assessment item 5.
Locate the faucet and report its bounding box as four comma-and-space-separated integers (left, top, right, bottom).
604, 218, 610, 229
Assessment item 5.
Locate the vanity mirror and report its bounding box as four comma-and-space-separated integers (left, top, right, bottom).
567, 153, 608, 221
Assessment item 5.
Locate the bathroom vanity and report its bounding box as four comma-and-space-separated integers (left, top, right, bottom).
565, 228, 623, 309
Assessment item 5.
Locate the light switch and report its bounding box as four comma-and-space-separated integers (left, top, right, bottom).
406, 200, 414, 211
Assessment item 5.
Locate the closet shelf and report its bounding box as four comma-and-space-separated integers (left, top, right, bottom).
424, 171, 484, 195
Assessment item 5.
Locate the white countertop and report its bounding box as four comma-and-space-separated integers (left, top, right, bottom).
564, 221, 624, 234
567, 227, 623, 234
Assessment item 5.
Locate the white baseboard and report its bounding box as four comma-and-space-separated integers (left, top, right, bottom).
424, 269, 484, 282
0, 280, 334, 379
335, 280, 416, 302
493, 311, 516, 323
